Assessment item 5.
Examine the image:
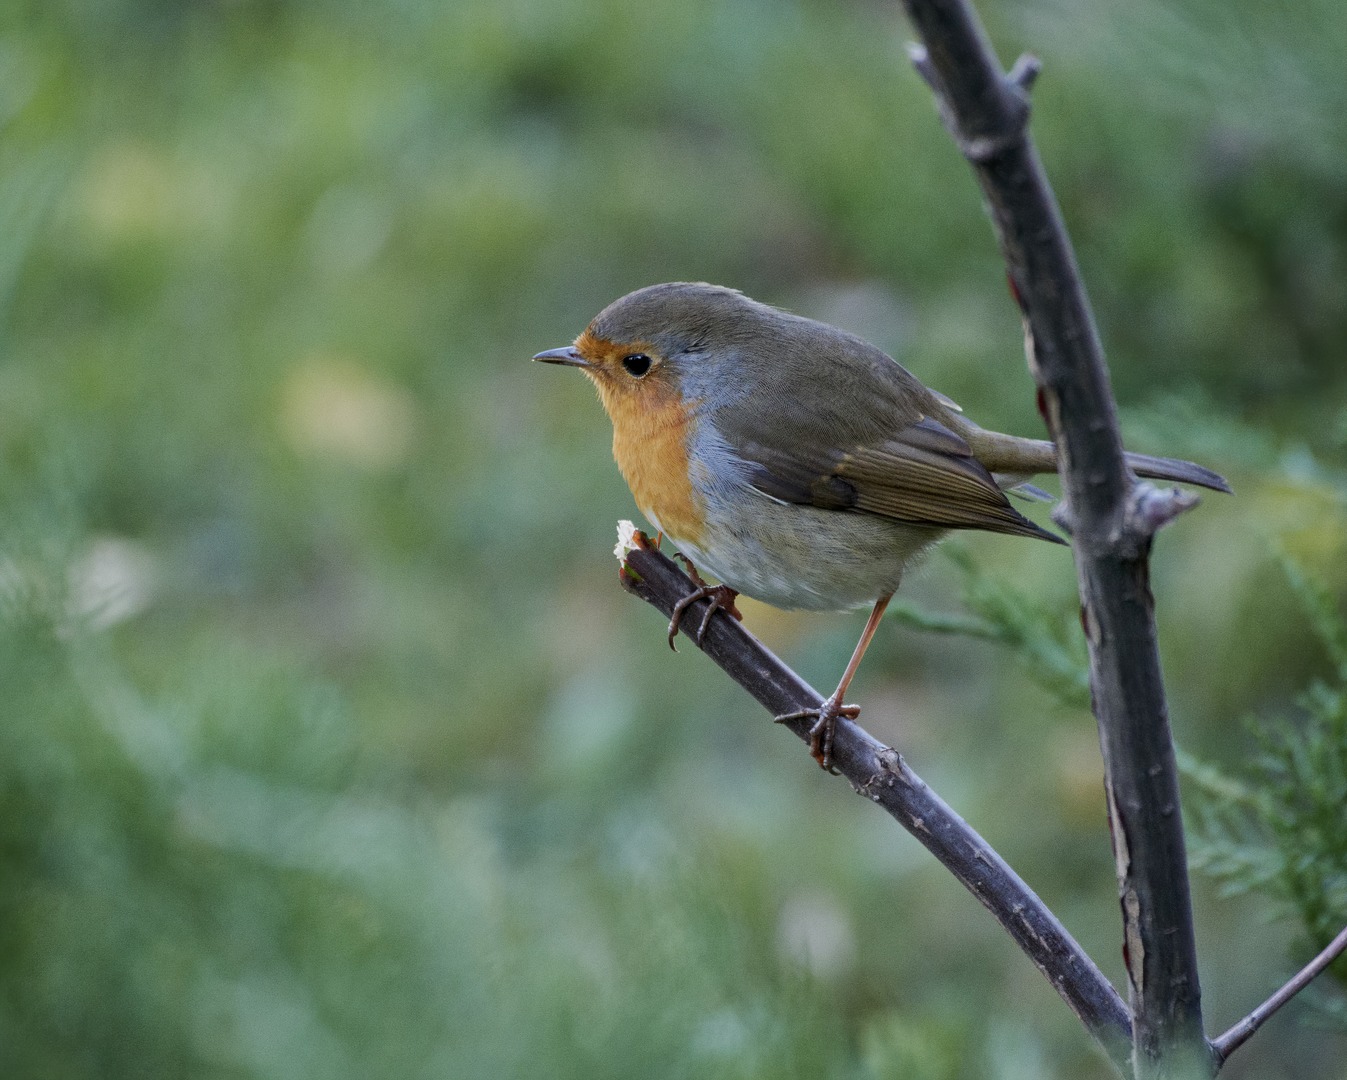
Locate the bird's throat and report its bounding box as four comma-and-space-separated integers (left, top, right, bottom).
597, 379, 705, 547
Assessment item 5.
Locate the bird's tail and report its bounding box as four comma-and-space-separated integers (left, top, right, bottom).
1119, 450, 1232, 493
965, 428, 1232, 494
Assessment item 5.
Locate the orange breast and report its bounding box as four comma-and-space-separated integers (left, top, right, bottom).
598, 380, 704, 546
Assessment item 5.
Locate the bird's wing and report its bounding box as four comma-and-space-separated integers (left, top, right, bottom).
735, 415, 1065, 543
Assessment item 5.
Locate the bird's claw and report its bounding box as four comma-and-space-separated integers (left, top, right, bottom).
667, 582, 741, 649
775, 696, 860, 772
666, 554, 741, 650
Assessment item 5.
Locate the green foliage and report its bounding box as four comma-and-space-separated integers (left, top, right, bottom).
1183, 555, 1347, 1027
0, 542, 853, 1079
896, 536, 1347, 1033
885, 542, 1092, 713
945, 544, 1092, 711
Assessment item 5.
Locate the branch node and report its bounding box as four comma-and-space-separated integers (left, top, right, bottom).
906, 42, 1032, 164
871, 746, 915, 793
1008, 53, 1042, 91
906, 42, 939, 91
1124, 483, 1200, 546
961, 130, 1022, 164
1050, 498, 1076, 537
878, 746, 903, 774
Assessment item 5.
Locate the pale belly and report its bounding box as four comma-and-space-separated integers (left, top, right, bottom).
665, 494, 944, 612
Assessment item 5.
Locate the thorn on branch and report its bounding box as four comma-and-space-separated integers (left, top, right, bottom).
1008, 53, 1042, 92
1123, 484, 1200, 551
1053, 483, 1197, 557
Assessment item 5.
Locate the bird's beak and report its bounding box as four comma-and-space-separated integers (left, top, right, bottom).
532, 346, 590, 368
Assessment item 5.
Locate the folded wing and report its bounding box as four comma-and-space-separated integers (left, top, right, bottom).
739, 416, 1065, 544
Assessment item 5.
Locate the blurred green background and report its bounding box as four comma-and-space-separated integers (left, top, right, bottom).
3, 0, 1346, 1077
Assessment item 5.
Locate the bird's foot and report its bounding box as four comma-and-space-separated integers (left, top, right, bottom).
775, 695, 860, 772
667, 554, 741, 650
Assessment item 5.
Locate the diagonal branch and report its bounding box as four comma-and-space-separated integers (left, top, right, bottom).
898, 0, 1211, 1072
1211, 922, 1347, 1065
618, 533, 1133, 1074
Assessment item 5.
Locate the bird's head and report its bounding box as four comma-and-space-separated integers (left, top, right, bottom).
533, 283, 769, 423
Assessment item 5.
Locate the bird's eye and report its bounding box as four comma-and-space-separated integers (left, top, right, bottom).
621, 353, 652, 378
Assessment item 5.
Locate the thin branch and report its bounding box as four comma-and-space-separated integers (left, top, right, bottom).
1212, 923, 1347, 1065
899, 0, 1211, 1071
618, 535, 1133, 1074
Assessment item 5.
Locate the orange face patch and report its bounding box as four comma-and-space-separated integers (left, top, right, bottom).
572, 328, 622, 363
573, 331, 705, 546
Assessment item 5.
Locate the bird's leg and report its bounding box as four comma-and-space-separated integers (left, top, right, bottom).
776, 595, 891, 771
667, 553, 742, 650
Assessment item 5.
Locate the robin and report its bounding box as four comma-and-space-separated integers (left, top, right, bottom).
535, 282, 1229, 770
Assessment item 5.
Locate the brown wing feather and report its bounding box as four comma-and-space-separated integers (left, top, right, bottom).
742, 417, 1064, 544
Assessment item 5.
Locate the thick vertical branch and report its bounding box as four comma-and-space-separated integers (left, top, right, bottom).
898, 0, 1210, 1074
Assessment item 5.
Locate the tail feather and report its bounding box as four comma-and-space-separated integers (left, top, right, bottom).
1123, 451, 1232, 494
963, 428, 1232, 495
